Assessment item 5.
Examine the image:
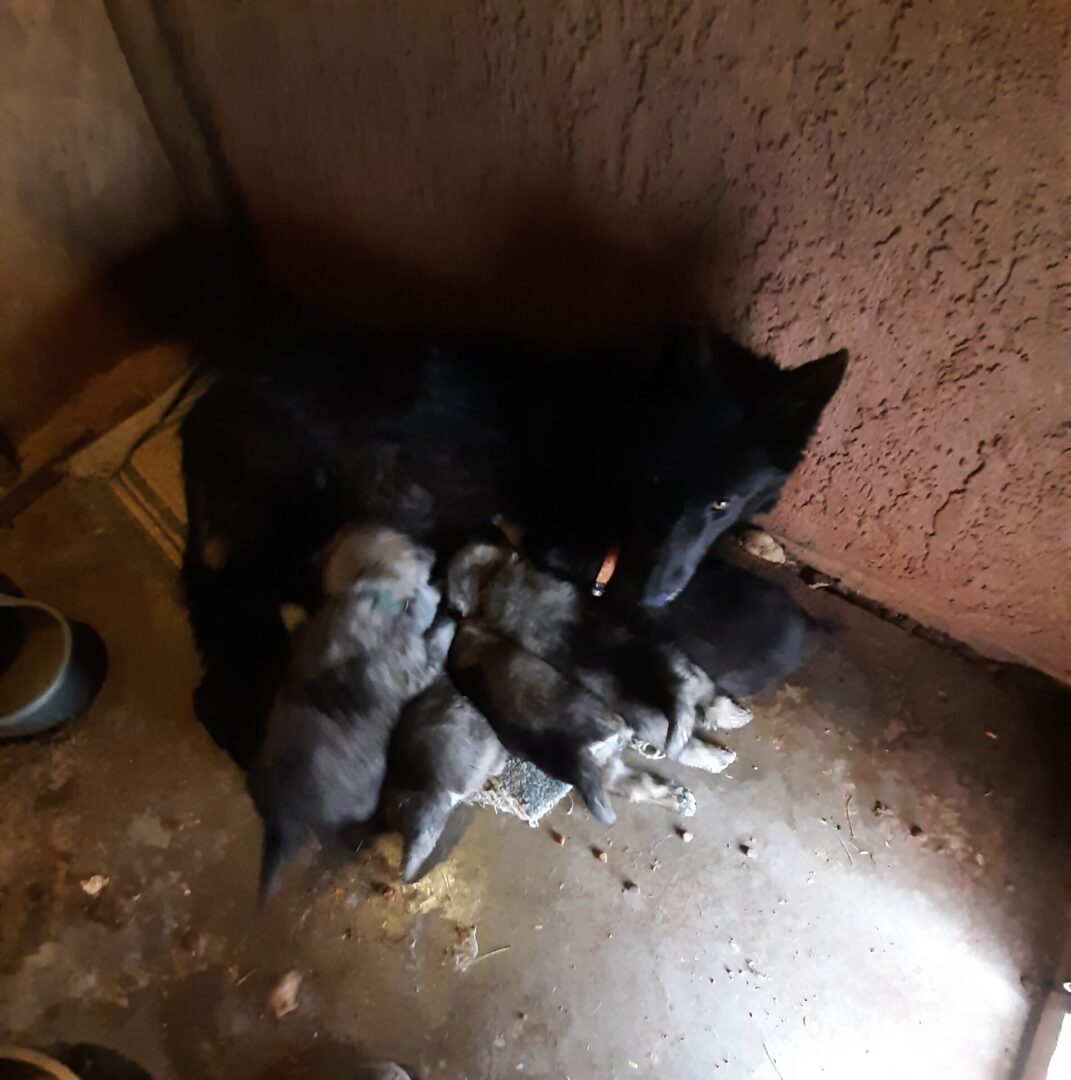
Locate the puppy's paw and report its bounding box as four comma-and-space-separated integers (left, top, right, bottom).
678, 742, 737, 775
627, 736, 666, 761
425, 616, 457, 663
702, 696, 753, 731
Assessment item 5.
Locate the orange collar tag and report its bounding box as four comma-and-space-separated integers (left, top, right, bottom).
591, 546, 620, 597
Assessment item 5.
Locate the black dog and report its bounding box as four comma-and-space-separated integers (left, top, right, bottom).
181, 326, 845, 764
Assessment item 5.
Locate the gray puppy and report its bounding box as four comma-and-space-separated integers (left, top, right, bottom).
388, 675, 507, 882
446, 540, 746, 820
249, 525, 454, 899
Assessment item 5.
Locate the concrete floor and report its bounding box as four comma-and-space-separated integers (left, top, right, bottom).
0, 479, 1068, 1080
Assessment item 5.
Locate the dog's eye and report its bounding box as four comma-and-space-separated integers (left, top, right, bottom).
709, 499, 729, 512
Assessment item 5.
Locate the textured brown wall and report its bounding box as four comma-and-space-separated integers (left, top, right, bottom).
158, 0, 1068, 680
0, 0, 183, 445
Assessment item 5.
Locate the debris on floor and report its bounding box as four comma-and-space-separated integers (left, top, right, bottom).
738, 528, 786, 565
268, 970, 302, 1019
446, 924, 479, 971
80, 874, 109, 897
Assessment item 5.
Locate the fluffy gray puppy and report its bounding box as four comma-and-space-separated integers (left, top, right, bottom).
388, 675, 507, 882
249, 525, 454, 899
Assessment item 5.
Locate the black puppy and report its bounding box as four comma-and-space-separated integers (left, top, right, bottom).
248, 526, 453, 899
181, 326, 846, 764
446, 539, 749, 760
387, 675, 507, 882
447, 622, 629, 823
444, 539, 743, 821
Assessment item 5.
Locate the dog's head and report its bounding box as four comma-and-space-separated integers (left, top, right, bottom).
617, 332, 848, 607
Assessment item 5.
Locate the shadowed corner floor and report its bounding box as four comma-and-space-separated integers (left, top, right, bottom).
0, 476, 1068, 1080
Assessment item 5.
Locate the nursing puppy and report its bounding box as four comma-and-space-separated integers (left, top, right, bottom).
387, 676, 507, 882
445, 541, 742, 821
248, 526, 453, 899
448, 622, 629, 823
447, 540, 748, 757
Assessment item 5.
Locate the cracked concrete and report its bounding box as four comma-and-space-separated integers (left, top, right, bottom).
1, 478, 1068, 1079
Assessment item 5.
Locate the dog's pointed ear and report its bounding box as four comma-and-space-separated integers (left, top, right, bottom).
768, 349, 848, 440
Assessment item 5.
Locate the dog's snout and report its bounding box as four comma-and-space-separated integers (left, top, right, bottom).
640, 568, 688, 608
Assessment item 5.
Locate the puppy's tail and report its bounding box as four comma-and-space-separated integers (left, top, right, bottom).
400, 793, 455, 883
569, 753, 616, 826
258, 825, 299, 904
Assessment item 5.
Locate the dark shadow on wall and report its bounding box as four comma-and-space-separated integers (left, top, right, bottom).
241, 192, 735, 350
1, 186, 741, 469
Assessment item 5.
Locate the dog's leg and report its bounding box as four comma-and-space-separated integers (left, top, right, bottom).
676, 738, 736, 774
697, 694, 753, 732
605, 757, 697, 817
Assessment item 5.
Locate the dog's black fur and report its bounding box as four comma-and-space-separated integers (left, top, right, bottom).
181, 327, 845, 765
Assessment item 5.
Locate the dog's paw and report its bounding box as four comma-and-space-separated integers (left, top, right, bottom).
702, 696, 753, 731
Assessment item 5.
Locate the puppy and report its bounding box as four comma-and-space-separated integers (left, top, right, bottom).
448, 622, 629, 823
447, 539, 746, 760
387, 675, 507, 882
446, 541, 740, 821
248, 525, 454, 899
448, 623, 701, 821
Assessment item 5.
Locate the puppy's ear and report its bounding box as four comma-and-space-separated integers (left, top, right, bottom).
445, 543, 502, 617
320, 527, 361, 596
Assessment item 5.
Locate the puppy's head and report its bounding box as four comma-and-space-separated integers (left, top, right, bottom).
445, 541, 512, 617
321, 525, 435, 600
